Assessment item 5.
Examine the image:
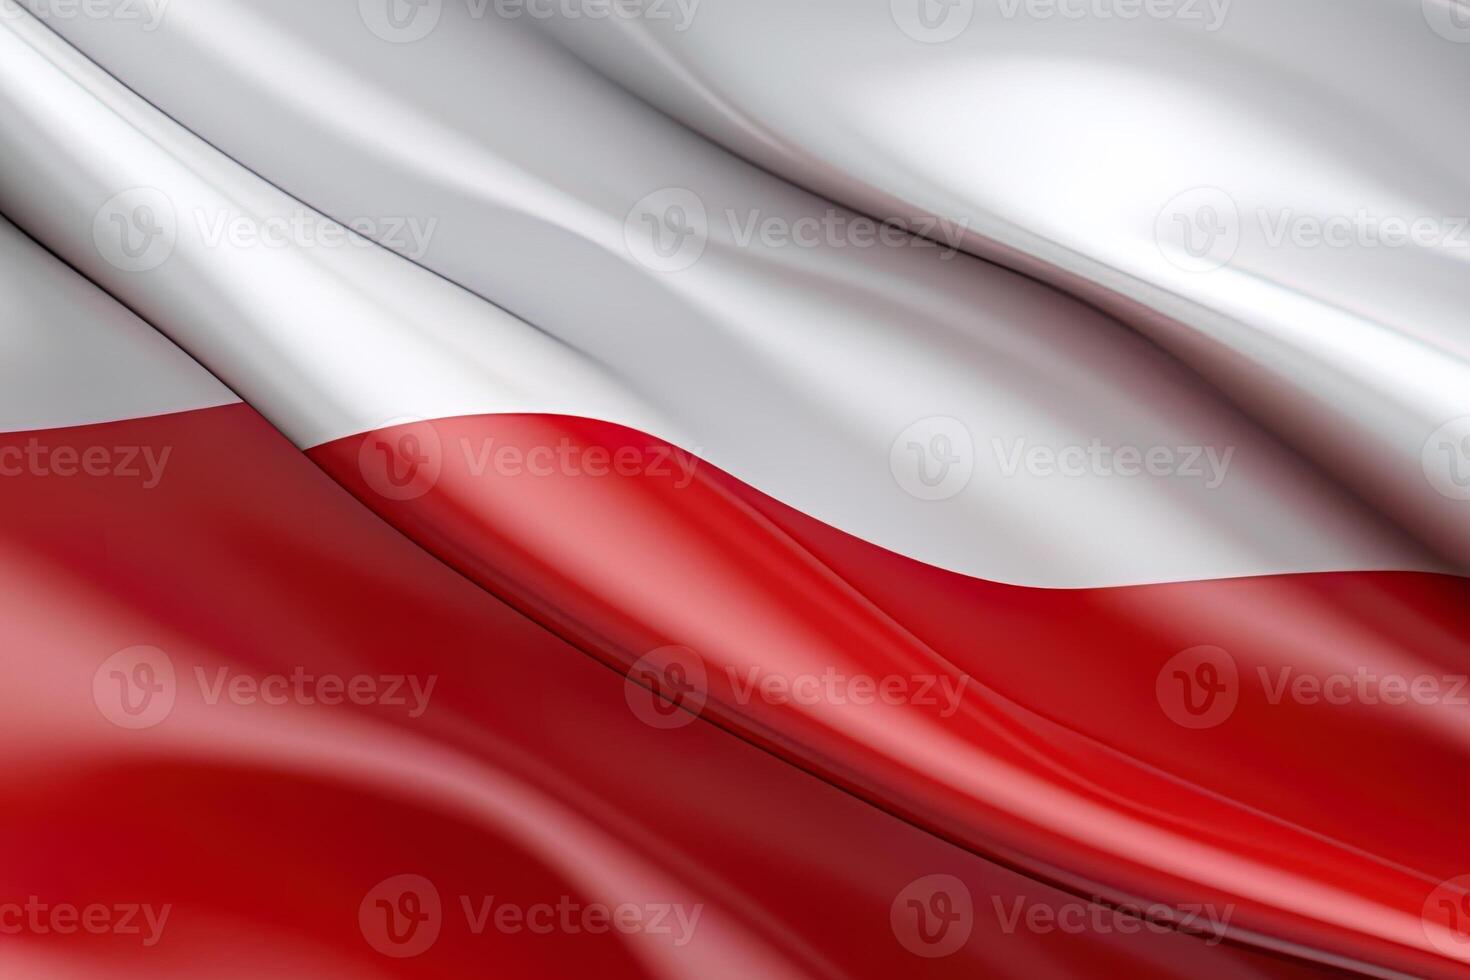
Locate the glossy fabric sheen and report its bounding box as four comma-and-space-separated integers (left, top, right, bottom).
0, 1, 1466, 977
530, 0, 1470, 567
313, 412, 1470, 978
0, 0, 1452, 586
0, 404, 1343, 979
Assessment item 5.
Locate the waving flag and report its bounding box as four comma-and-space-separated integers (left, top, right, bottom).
2, 0, 1468, 975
